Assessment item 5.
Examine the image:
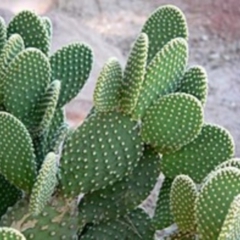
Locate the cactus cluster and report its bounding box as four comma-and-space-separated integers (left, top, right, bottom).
0, 4, 238, 240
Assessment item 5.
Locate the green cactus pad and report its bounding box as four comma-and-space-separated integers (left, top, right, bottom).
0, 34, 24, 103
60, 111, 143, 197
161, 124, 234, 182
218, 194, 240, 240
152, 178, 174, 230
1, 199, 78, 240
178, 66, 208, 105
142, 5, 188, 64
3, 48, 51, 129
120, 33, 148, 114
0, 17, 5, 47
93, 58, 122, 112
132, 38, 188, 119
31, 80, 61, 137
48, 123, 69, 154
45, 108, 65, 153
78, 146, 160, 224
0, 112, 36, 192
79, 208, 154, 240
170, 175, 197, 232
0, 34, 24, 79
0, 174, 22, 217
29, 152, 58, 216
195, 167, 240, 240
42, 17, 52, 47
50, 43, 93, 107
0, 17, 6, 54
141, 93, 203, 153
7, 11, 50, 55
215, 158, 240, 171
165, 231, 196, 240
0, 227, 26, 240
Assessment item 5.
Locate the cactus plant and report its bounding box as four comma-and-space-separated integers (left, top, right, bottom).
0, 4, 237, 240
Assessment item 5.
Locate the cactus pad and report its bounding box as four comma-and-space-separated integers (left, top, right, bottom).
133, 38, 188, 119
3, 48, 51, 129
218, 193, 240, 240
170, 175, 197, 232
60, 111, 143, 197
141, 93, 203, 153
0, 17, 6, 54
45, 108, 65, 154
0, 112, 36, 192
7, 11, 49, 55
29, 153, 58, 216
1, 199, 78, 240
0, 227, 26, 240
120, 33, 148, 114
161, 124, 234, 182
94, 58, 122, 112
152, 178, 174, 230
78, 146, 160, 224
0, 34, 24, 103
178, 66, 208, 105
195, 167, 240, 240
142, 5, 188, 64
31, 80, 61, 136
215, 158, 240, 171
0, 174, 22, 217
50, 43, 93, 107
42, 17, 52, 48
79, 208, 154, 240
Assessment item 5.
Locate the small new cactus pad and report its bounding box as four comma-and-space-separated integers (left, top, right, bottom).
31, 80, 61, 136
195, 167, 240, 240
164, 230, 196, 240
50, 43, 93, 108
45, 108, 65, 151
1, 199, 78, 240
93, 58, 122, 112
0, 34, 24, 81
120, 33, 148, 114
141, 93, 203, 153
0, 17, 6, 54
78, 146, 160, 224
7, 11, 50, 55
3, 48, 51, 129
0, 34, 24, 103
178, 66, 208, 105
0, 112, 36, 192
60, 111, 143, 197
215, 158, 240, 170
152, 178, 174, 229
133, 38, 188, 119
170, 175, 197, 232
142, 5, 188, 64
161, 124, 234, 182
79, 208, 154, 240
0, 174, 22, 217
48, 123, 69, 154
29, 152, 58, 216
0, 227, 26, 240
218, 193, 240, 240
41, 17, 52, 47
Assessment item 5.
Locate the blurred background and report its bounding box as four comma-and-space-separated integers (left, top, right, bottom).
0, 0, 240, 154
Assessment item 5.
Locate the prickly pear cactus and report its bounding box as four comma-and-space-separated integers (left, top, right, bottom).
0, 4, 237, 240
